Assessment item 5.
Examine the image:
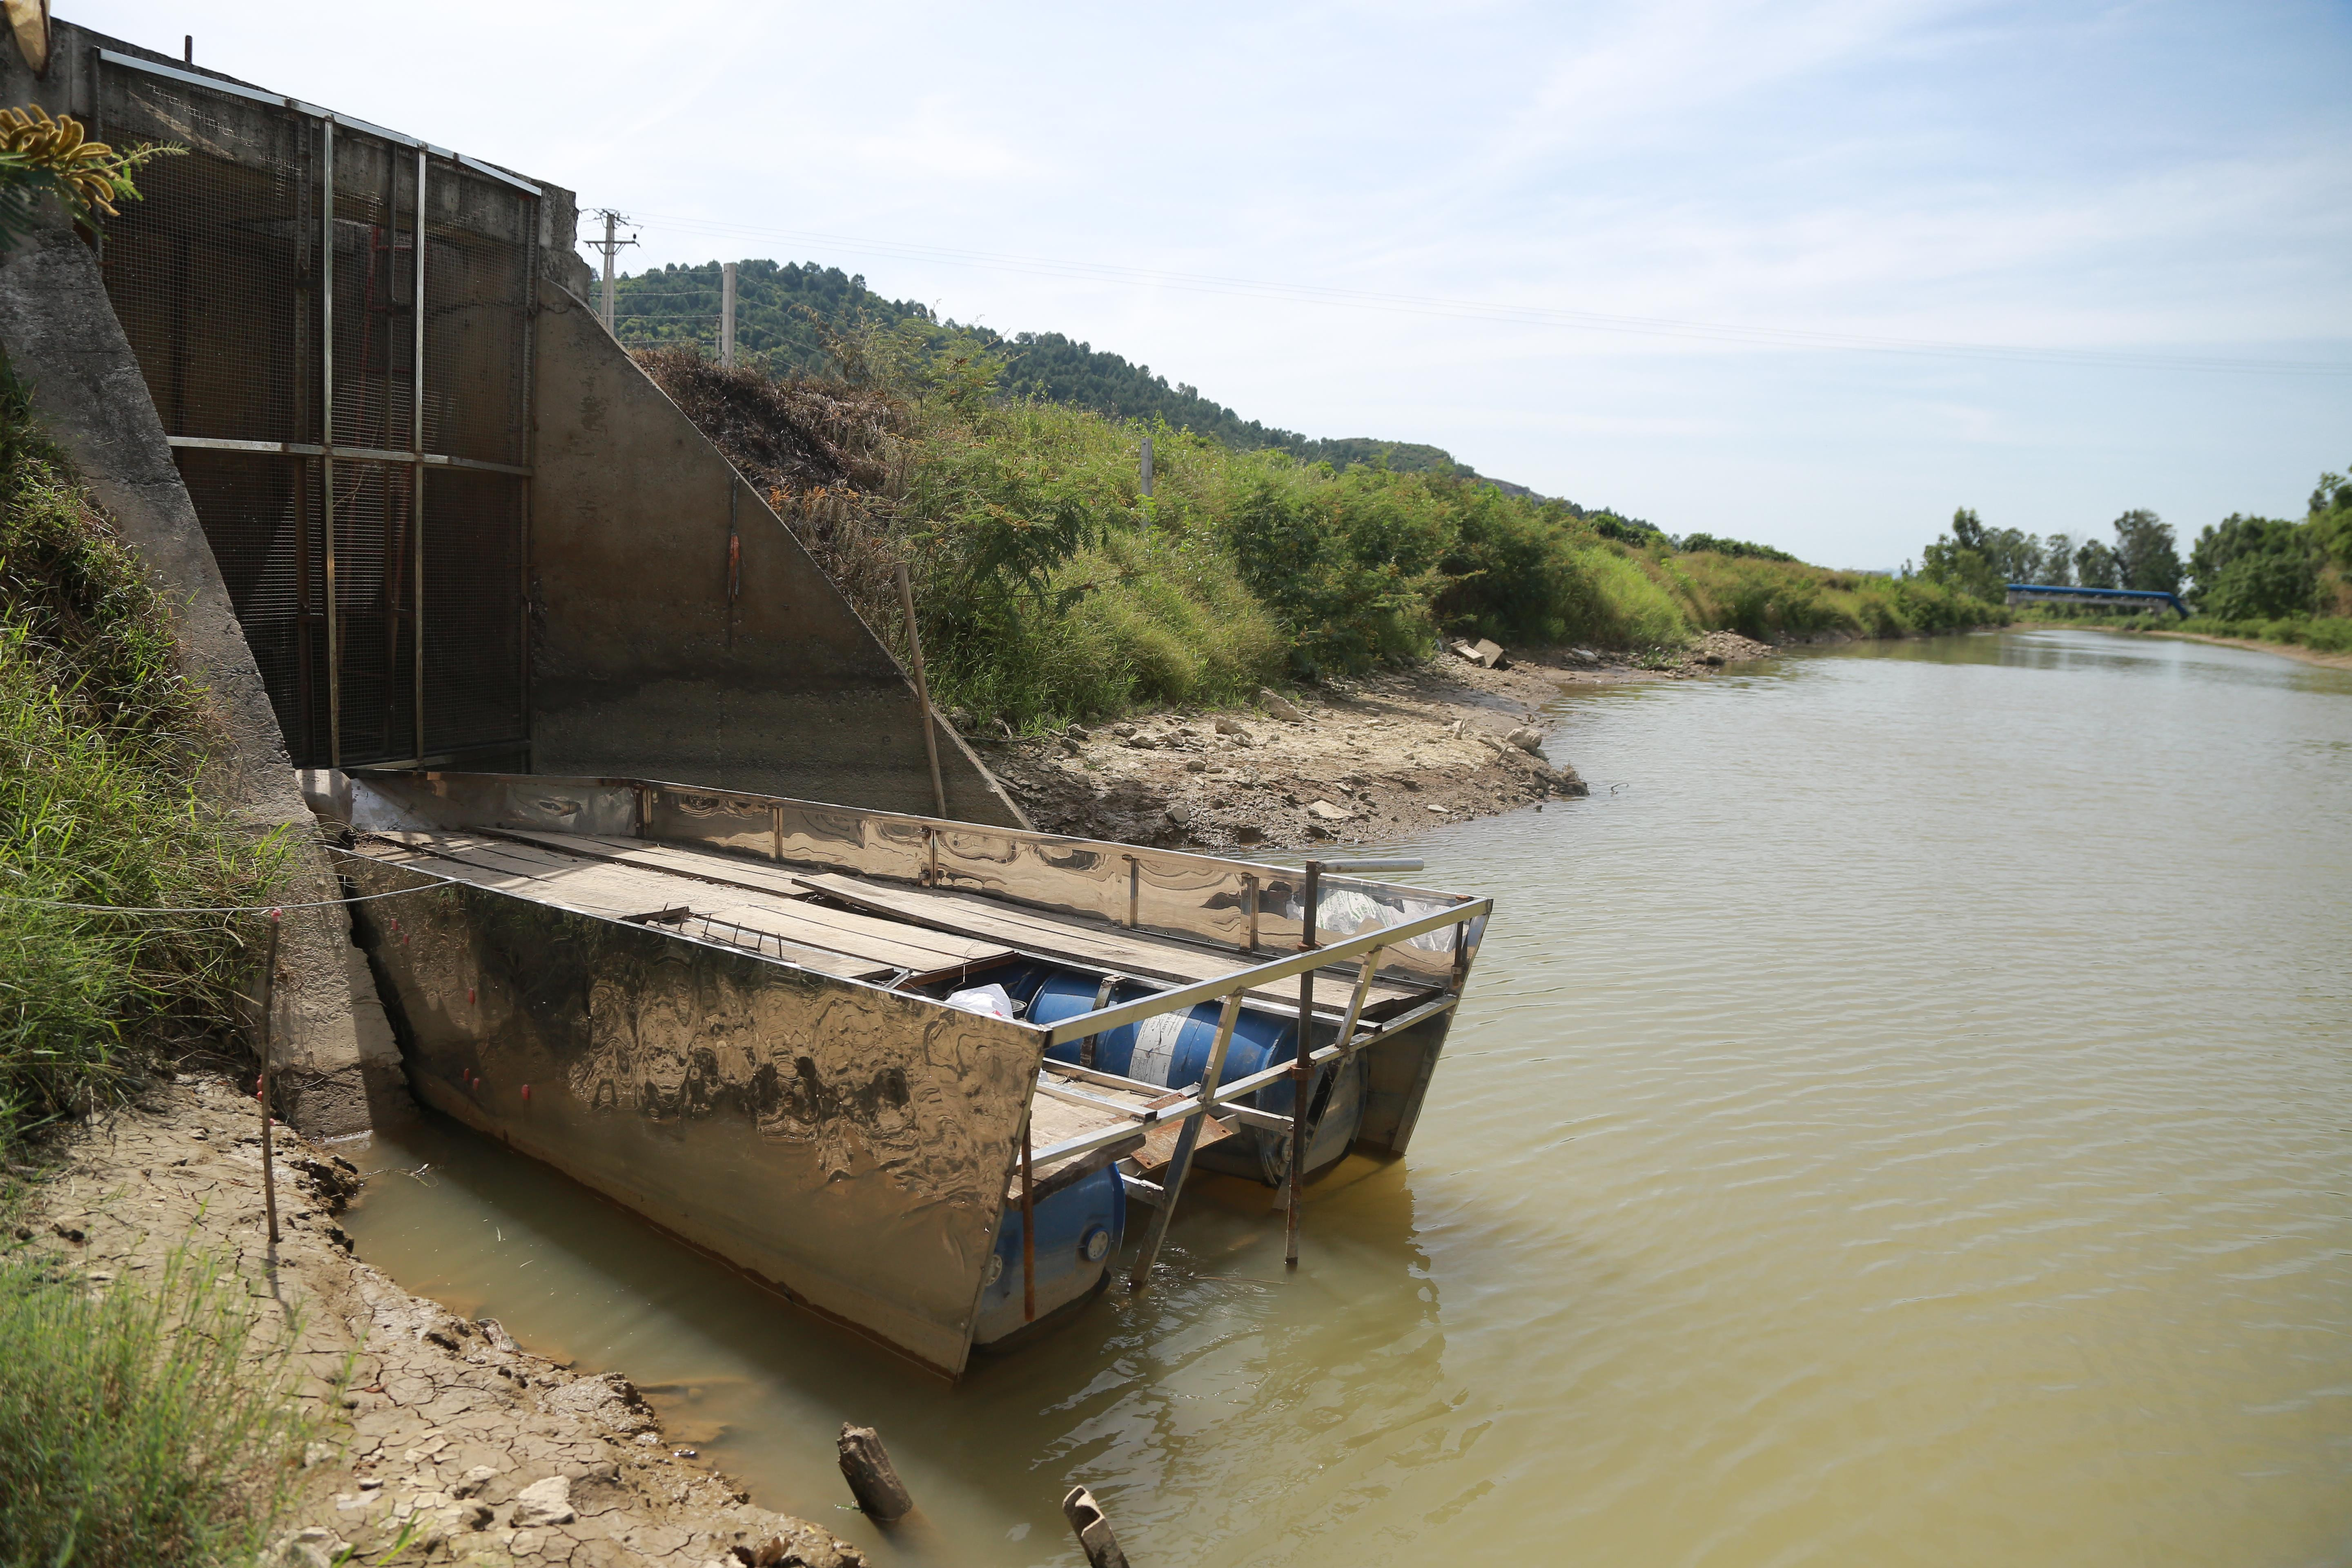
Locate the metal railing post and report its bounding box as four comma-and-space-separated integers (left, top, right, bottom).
320, 117, 339, 766
410, 145, 427, 760
1127, 991, 1243, 1293
1286, 860, 1320, 1265
1020, 1111, 1036, 1323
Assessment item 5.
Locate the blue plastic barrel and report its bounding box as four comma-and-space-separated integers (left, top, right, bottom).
973, 1163, 1127, 1345
1028, 974, 1301, 1114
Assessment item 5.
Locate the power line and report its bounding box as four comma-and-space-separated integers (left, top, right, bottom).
615, 210, 2349, 378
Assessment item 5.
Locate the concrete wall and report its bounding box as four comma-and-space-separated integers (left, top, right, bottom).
529, 277, 1026, 827
0, 223, 401, 1135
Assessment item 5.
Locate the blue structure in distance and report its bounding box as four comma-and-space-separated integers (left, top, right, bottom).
2005, 583, 2188, 617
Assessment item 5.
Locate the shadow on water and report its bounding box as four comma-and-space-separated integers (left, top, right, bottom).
346, 1107, 1445, 1564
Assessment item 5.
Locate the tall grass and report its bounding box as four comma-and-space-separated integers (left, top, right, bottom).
0, 384, 286, 1150
0, 1242, 316, 1568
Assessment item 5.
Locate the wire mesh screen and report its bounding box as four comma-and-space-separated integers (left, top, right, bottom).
421, 468, 525, 753
424, 167, 534, 467
96, 70, 315, 443
95, 58, 536, 768
331, 457, 420, 762
174, 448, 323, 758
330, 136, 419, 455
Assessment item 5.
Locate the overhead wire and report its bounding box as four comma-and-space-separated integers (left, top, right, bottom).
603, 210, 2350, 379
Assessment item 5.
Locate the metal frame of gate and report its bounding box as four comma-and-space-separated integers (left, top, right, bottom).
92, 49, 539, 770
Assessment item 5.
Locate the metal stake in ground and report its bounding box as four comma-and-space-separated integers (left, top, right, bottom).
1287, 860, 1321, 1265
1062, 1486, 1130, 1568
256, 910, 282, 1246
836, 1424, 913, 1522
895, 560, 947, 818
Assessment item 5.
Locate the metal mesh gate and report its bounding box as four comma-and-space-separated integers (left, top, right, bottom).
94, 51, 537, 768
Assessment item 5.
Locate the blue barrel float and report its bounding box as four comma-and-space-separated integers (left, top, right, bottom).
1023, 970, 1367, 1184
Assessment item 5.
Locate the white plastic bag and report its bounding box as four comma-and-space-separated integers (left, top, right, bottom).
945, 982, 1017, 1020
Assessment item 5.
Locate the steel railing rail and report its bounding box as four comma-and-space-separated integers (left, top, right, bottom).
1036, 895, 1487, 1050
1029, 990, 1464, 1169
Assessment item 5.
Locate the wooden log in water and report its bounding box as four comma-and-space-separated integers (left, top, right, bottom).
836, 1423, 913, 1521
1061, 1486, 1129, 1568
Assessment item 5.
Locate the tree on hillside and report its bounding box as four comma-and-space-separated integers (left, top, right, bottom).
2110, 509, 2183, 594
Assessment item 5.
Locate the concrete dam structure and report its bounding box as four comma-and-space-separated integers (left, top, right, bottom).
0, 16, 1500, 1367
0, 17, 1021, 1131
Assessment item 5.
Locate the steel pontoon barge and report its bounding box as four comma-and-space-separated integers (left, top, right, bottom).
332, 769, 1492, 1376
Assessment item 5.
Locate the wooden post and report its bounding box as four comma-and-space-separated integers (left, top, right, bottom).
1287, 862, 1320, 1266
256, 911, 282, 1247
836, 1424, 913, 1521
1062, 1486, 1130, 1568
895, 560, 947, 819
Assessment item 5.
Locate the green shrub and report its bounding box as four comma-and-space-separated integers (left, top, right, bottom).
650, 342, 2005, 725
0, 387, 285, 1149
1678, 532, 1797, 562
0, 1242, 315, 1568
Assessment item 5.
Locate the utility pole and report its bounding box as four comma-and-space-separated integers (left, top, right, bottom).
584, 209, 636, 336
720, 261, 737, 369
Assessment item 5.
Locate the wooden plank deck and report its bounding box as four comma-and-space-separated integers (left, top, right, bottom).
793, 871, 1426, 1015
355, 832, 1005, 980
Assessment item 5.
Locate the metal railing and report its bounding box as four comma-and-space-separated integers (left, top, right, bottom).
1020, 886, 1490, 1287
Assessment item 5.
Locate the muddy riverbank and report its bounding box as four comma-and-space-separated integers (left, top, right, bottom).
16, 1074, 867, 1568
977, 632, 1774, 848
2085, 624, 2352, 670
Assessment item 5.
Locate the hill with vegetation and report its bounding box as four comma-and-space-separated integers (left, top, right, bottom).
635, 322, 1996, 729
603, 259, 1657, 525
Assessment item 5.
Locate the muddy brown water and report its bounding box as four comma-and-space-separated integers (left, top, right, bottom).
343, 629, 2352, 1566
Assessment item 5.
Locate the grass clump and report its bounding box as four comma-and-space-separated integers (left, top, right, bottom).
0, 378, 287, 1153
0, 1241, 315, 1568
2088, 610, 2352, 654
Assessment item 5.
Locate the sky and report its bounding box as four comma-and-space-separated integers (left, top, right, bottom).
72, 1, 2352, 568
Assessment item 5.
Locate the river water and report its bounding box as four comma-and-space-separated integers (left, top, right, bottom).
343, 629, 2352, 1566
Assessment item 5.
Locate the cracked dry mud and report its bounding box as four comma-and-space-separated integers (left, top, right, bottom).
17, 1075, 865, 1568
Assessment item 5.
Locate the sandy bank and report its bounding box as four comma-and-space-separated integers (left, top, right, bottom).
17, 1075, 866, 1568
2085, 626, 2352, 671
978, 631, 1774, 848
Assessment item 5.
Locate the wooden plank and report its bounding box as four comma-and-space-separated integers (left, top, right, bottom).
697, 899, 1009, 974
676, 926, 894, 982
1129, 1112, 1235, 1177
1014, 1093, 1146, 1203
794, 872, 1423, 1013
699, 894, 1004, 966
492, 829, 817, 902
352, 837, 889, 982
379, 839, 724, 920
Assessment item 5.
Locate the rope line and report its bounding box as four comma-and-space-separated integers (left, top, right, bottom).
0, 882, 440, 915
